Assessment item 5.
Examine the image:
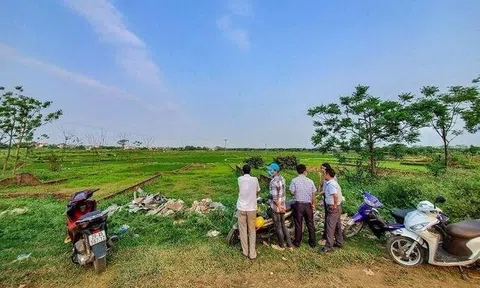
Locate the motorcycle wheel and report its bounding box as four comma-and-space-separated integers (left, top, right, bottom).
343, 222, 364, 238
386, 235, 424, 267
93, 257, 107, 273
226, 228, 239, 246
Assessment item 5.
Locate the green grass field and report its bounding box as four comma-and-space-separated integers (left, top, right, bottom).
0, 149, 479, 287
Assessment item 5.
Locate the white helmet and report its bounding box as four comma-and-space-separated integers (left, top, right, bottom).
417, 201, 435, 213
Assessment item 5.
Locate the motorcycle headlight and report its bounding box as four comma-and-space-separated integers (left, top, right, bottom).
410, 222, 429, 231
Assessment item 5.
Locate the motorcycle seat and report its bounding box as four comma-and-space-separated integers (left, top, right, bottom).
390, 209, 414, 219
77, 210, 102, 222
446, 219, 480, 239
390, 209, 415, 224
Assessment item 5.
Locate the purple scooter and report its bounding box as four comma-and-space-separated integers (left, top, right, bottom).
343, 191, 414, 239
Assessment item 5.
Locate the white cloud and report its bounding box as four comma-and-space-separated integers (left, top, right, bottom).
216, 15, 250, 51
217, 0, 251, 51
0, 43, 168, 113
63, 0, 163, 89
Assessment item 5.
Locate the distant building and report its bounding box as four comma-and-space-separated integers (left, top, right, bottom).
34, 142, 48, 149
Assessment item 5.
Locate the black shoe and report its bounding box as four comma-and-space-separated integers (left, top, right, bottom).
319, 247, 332, 254
333, 244, 343, 249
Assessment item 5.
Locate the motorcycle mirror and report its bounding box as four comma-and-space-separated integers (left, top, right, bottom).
434, 196, 446, 204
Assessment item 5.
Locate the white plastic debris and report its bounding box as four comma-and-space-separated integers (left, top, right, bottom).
206, 230, 221, 237
12, 253, 32, 263
104, 204, 120, 216
363, 269, 375, 276
0, 207, 29, 217
118, 224, 130, 234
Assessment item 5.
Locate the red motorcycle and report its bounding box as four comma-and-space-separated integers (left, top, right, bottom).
66, 189, 116, 273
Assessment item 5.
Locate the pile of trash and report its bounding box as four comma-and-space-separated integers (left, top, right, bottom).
102, 189, 225, 218
188, 198, 225, 213
127, 193, 185, 217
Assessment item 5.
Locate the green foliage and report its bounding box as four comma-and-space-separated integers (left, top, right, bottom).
385, 143, 407, 159
416, 80, 480, 167
426, 154, 446, 176
308, 85, 425, 175
273, 155, 298, 170
244, 156, 264, 169
117, 139, 129, 149
0, 86, 62, 172
45, 153, 62, 172
334, 152, 371, 185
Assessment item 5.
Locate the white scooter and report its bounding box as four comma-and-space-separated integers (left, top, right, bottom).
386, 196, 480, 279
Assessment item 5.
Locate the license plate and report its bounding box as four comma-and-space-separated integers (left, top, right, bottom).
88, 230, 107, 246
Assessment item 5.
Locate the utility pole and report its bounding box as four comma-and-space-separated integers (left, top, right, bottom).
224, 138, 227, 155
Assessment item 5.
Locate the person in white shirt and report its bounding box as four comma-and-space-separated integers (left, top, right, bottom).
237, 164, 260, 259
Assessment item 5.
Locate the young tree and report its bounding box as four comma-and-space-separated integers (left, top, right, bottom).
0, 87, 21, 171
58, 126, 76, 151
117, 132, 129, 149
307, 85, 424, 175
133, 140, 142, 148
143, 137, 155, 149
417, 78, 480, 167
11, 89, 62, 173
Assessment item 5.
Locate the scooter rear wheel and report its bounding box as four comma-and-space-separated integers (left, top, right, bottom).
93, 257, 107, 273
343, 222, 364, 238
226, 228, 240, 246
386, 235, 425, 267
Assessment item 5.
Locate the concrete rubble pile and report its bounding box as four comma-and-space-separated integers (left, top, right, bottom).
188, 198, 225, 214
103, 189, 225, 218
127, 192, 185, 217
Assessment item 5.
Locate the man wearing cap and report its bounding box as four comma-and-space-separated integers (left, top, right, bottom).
290, 164, 317, 248
267, 163, 293, 249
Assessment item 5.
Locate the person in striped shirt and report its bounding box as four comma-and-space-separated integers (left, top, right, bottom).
268, 163, 293, 249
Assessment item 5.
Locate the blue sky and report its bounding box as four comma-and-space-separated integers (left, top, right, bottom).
1, 0, 479, 148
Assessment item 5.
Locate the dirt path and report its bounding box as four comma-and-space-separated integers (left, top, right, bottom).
15, 245, 478, 288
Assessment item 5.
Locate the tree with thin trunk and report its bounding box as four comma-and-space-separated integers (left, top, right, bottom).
143, 137, 155, 149
10, 89, 62, 173
58, 126, 76, 151
417, 78, 480, 167
307, 85, 425, 175
1, 87, 21, 172
98, 128, 107, 148
117, 132, 129, 149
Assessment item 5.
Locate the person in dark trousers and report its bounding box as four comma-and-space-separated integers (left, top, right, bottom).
319, 163, 336, 242
268, 163, 293, 249
290, 164, 317, 248
320, 167, 344, 253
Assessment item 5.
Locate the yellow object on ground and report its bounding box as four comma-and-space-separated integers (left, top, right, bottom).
255, 216, 265, 229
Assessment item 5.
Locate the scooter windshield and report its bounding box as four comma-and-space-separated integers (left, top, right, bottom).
362, 191, 383, 208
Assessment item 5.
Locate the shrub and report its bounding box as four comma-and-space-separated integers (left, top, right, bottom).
426, 154, 446, 176
244, 156, 264, 169
273, 155, 298, 170
45, 154, 62, 172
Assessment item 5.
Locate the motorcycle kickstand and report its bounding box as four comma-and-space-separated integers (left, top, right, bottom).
458, 266, 469, 280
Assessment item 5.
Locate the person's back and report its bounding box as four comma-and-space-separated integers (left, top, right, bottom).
237, 174, 259, 212
236, 165, 260, 260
